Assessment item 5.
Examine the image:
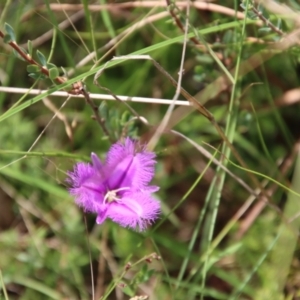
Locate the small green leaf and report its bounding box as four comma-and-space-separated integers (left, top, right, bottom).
109, 110, 119, 130
27, 40, 33, 57
120, 111, 130, 125
49, 68, 59, 80
36, 50, 47, 66
28, 73, 46, 80
257, 4, 267, 17
240, 3, 246, 10
276, 18, 282, 30
4, 23, 16, 41
246, 11, 257, 19
46, 63, 56, 69
28, 73, 41, 80
122, 285, 134, 297
240, 0, 253, 10
3, 34, 13, 43
99, 101, 108, 119
258, 27, 272, 33
27, 64, 40, 73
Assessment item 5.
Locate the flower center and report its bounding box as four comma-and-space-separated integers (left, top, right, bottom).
104, 187, 130, 203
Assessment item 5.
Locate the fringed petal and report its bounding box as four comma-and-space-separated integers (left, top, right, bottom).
101, 191, 160, 231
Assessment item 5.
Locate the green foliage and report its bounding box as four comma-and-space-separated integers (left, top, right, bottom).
3, 22, 15, 42
36, 50, 47, 66
98, 101, 138, 141
48, 67, 59, 80
26, 64, 40, 73
28, 72, 47, 80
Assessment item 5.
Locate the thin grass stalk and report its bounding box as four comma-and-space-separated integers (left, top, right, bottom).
82, 0, 98, 60
199, 1, 250, 298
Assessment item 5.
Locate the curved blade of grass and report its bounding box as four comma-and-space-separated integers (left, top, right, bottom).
82, 0, 98, 59
0, 269, 9, 300
10, 276, 62, 299
176, 148, 218, 288
0, 149, 89, 160
0, 166, 68, 199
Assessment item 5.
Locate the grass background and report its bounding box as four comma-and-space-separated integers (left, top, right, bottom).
1, 0, 300, 299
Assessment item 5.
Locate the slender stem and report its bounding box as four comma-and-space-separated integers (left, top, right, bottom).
251, 6, 284, 36
0, 30, 67, 85
165, 0, 206, 50
81, 88, 112, 142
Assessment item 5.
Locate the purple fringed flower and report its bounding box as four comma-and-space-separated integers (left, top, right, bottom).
67, 138, 160, 231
